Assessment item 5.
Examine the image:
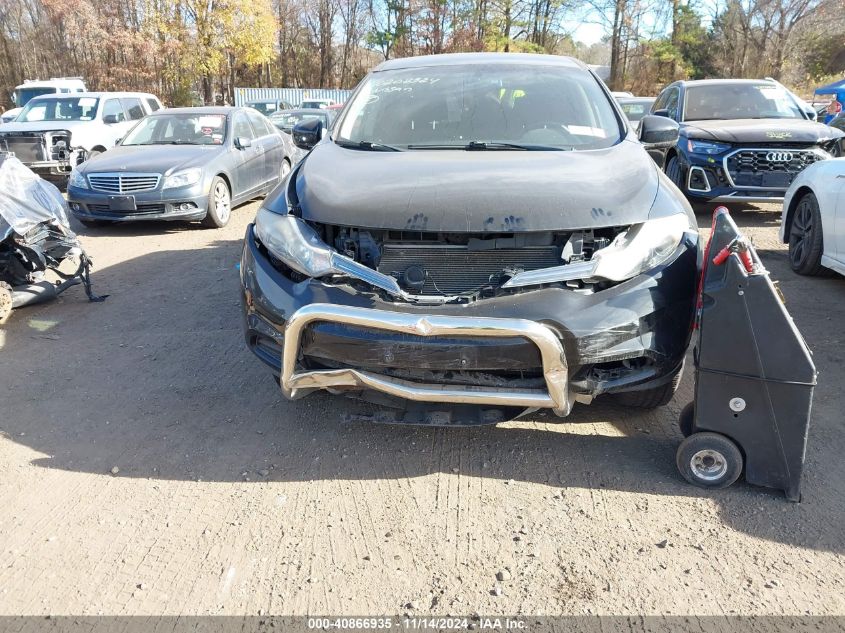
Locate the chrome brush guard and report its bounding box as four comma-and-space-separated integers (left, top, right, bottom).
280, 303, 571, 416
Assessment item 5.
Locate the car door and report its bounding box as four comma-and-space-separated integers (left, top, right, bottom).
231, 110, 263, 198
831, 173, 845, 267
249, 110, 285, 186
101, 98, 131, 146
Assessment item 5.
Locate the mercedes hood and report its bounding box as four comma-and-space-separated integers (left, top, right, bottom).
77, 145, 224, 175
681, 118, 844, 144
291, 139, 663, 232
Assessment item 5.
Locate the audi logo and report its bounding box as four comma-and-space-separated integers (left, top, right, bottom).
766, 151, 794, 162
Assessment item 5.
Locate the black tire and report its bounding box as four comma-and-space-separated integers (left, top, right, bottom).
678, 402, 695, 438
202, 176, 232, 228
788, 192, 829, 276
676, 431, 743, 489
280, 158, 292, 182
665, 155, 684, 189
614, 364, 683, 409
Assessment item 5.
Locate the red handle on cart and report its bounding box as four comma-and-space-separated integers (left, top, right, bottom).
712, 246, 732, 266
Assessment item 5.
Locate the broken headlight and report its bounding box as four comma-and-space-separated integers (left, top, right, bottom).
591, 213, 692, 281
254, 207, 334, 277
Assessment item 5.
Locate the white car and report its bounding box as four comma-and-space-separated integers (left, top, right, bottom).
0, 91, 162, 177
299, 98, 335, 109
780, 157, 845, 275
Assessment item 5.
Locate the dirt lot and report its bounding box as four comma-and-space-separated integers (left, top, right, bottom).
0, 200, 843, 618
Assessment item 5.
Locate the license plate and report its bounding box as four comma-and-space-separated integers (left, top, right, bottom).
760, 172, 791, 188
109, 195, 136, 211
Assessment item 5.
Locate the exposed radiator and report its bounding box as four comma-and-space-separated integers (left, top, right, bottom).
377, 244, 561, 294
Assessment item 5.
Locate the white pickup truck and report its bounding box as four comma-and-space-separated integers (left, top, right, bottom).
0, 91, 162, 177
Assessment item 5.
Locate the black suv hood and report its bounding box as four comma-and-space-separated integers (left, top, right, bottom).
681, 118, 843, 144
292, 139, 661, 232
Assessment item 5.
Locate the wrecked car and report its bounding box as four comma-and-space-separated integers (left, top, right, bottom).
0, 153, 103, 321
240, 53, 700, 425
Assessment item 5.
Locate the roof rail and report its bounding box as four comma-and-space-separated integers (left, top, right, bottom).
49, 77, 85, 81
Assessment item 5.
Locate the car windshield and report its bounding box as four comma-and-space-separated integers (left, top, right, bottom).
272, 111, 328, 131
122, 113, 227, 145
249, 102, 278, 116
684, 83, 805, 121
18, 97, 99, 122
335, 63, 621, 151
619, 101, 651, 122
16, 87, 57, 107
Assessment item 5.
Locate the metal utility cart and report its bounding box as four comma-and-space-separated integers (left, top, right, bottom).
676, 207, 816, 501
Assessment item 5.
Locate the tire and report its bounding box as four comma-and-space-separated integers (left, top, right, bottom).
85, 149, 102, 161
280, 159, 292, 182
788, 192, 829, 276
678, 402, 695, 438
614, 363, 683, 409
202, 177, 232, 228
665, 155, 684, 189
676, 432, 743, 489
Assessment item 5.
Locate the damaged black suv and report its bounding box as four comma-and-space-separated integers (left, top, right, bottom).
240, 53, 700, 424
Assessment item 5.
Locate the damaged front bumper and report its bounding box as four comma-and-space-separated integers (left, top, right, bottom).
240, 225, 699, 418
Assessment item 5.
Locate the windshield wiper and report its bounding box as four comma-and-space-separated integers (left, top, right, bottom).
335, 139, 401, 152
406, 141, 569, 151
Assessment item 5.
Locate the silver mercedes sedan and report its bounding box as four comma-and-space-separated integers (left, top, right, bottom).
67, 106, 287, 228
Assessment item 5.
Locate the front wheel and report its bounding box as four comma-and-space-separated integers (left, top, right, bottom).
665, 156, 684, 190
202, 177, 232, 228
788, 192, 828, 276
280, 159, 292, 182
613, 363, 683, 409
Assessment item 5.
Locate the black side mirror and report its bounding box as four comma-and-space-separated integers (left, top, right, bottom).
235, 136, 252, 149
639, 115, 680, 149
293, 119, 322, 150
103, 114, 120, 125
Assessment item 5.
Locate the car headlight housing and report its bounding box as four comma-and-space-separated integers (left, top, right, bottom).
591, 213, 693, 282
687, 139, 731, 155
163, 168, 202, 189
255, 208, 335, 277
68, 169, 88, 190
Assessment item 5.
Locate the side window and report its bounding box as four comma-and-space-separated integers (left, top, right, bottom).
233, 112, 255, 140
652, 89, 669, 113
664, 89, 680, 120
122, 98, 145, 120
102, 99, 126, 122
246, 110, 271, 137
145, 98, 161, 112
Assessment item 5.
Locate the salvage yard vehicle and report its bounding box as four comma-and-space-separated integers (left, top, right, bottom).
0, 77, 87, 124
616, 96, 656, 133
240, 52, 700, 425
0, 153, 102, 321
246, 99, 294, 116
270, 108, 337, 167
0, 92, 163, 178
650, 79, 844, 205
67, 106, 286, 228
779, 157, 845, 276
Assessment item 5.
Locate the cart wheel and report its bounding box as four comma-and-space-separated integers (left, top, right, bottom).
676, 432, 743, 489
678, 402, 695, 438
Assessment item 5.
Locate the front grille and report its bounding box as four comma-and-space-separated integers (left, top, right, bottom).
88, 173, 161, 193
377, 244, 561, 294
87, 203, 166, 214
725, 149, 824, 189
0, 136, 46, 163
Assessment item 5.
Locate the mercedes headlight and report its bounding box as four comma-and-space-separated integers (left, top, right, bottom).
687, 139, 731, 155
163, 168, 202, 189
68, 169, 88, 190
591, 213, 693, 282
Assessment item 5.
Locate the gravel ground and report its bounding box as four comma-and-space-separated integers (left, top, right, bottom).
0, 200, 843, 617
